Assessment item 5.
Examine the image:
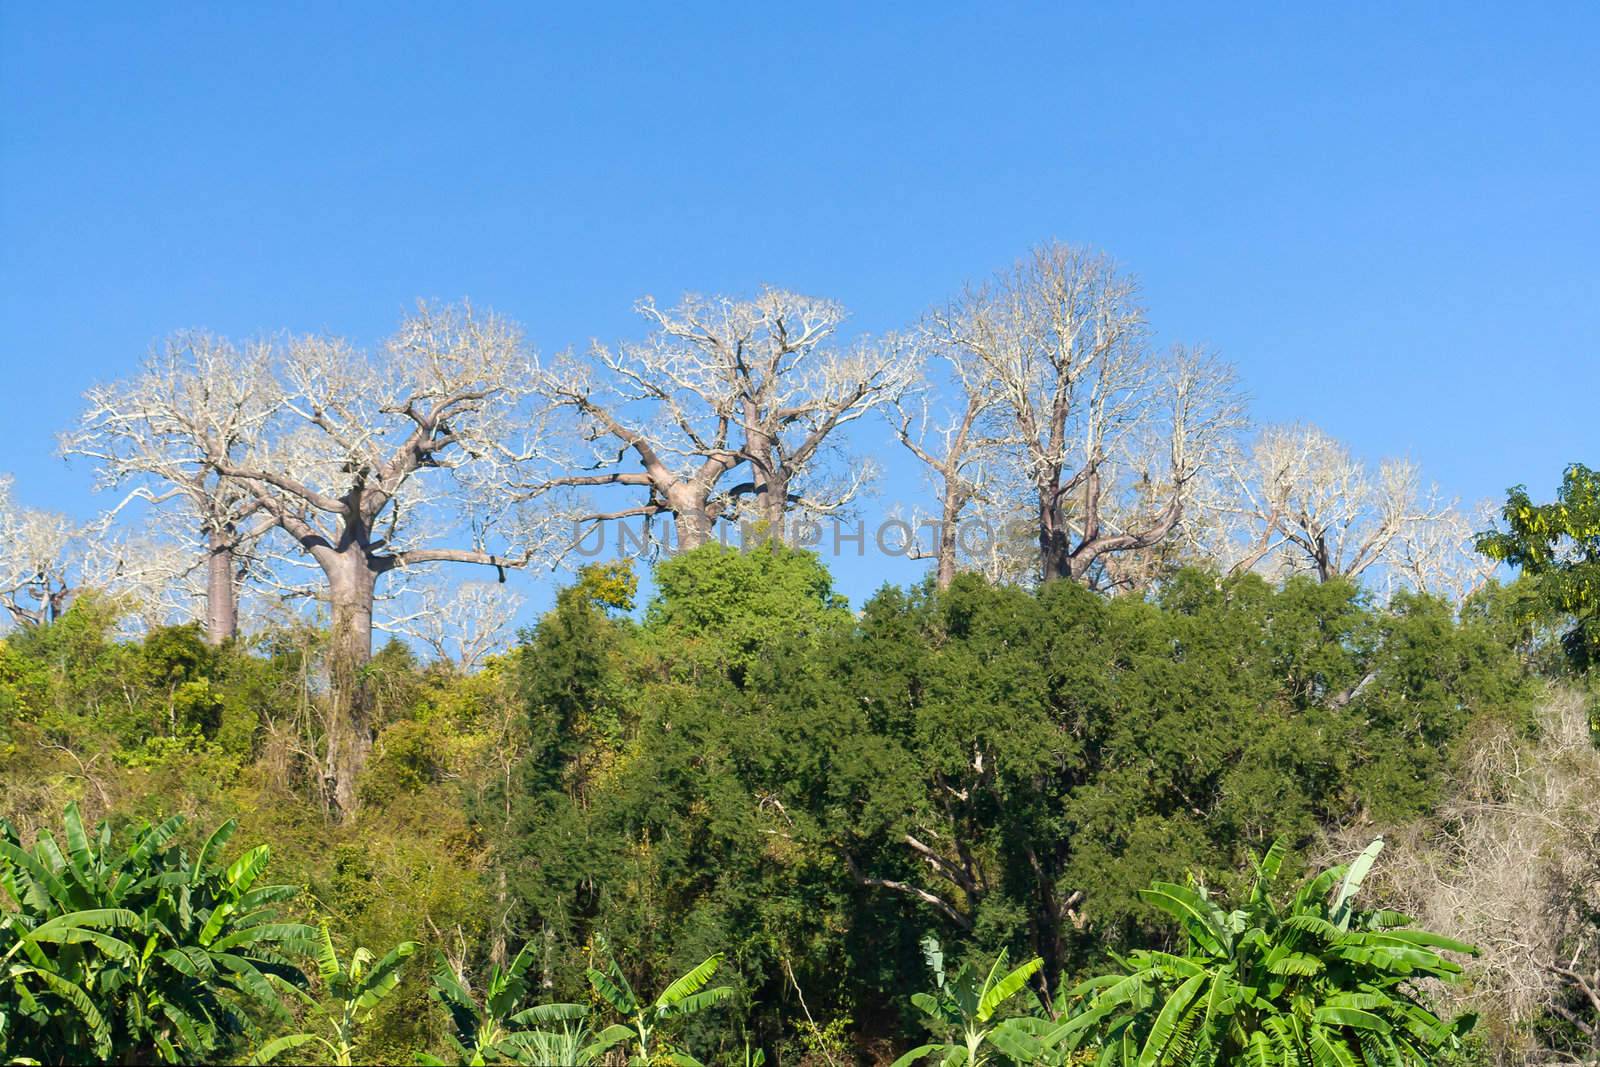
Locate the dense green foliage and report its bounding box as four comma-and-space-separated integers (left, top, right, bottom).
497, 547, 1526, 1060
502, 550, 1523, 1049
0, 804, 312, 1064
1478, 463, 1600, 671
0, 536, 1544, 1062
0, 801, 1482, 1066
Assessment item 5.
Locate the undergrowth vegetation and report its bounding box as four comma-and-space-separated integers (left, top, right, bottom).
1, 540, 1592, 1063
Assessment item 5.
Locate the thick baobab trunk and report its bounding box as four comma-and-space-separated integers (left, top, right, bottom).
741, 432, 791, 539
669, 486, 715, 551
203, 529, 237, 645
676, 511, 711, 550
324, 556, 377, 819
758, 470, 790, 539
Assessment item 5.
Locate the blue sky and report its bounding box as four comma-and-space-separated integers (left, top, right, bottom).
2, 4, 1596, 611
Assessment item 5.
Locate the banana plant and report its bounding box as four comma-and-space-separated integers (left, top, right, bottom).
249, 927, 417, 1065
1043, 837, 1479, 1066
502, 1024, 592, 1066
892, 936, 1045, 1067
420, 942, 589, 1065
582, 943, 734, 1066
0, 802, 315, 1064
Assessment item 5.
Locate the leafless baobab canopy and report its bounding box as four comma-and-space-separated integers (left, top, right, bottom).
915, 243, 1246, 588
534, 288, 916, 552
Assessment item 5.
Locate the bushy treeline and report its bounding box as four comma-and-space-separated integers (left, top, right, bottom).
505, 546, 1527, 1060
0, 797, 1477, 1066
0, 540, 1542, 1063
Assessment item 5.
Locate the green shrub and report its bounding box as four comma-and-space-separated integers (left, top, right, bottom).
0, 802, 315, 1063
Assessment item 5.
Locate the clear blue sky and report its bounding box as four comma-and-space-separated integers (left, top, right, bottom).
3, 4, 1596, 610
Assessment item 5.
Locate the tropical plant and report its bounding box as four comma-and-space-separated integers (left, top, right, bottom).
249, 927, 417, 1065
893, 936, 1045, 1066
1044, 838, 1478, 1066
582, 943, 735, 1066
1477, 462, 1600, 670
419, 942, 589, 1065
498, 1023, 592, 1066
0, 802, 314, 1064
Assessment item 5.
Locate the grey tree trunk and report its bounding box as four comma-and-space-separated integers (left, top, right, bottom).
935, 494, 962, 591
324, 556, 377, 819
670, 488, 715, 551
204, 529, 238, 645
760, 470, 790, 539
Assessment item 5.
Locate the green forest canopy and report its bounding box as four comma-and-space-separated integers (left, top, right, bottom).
5, 525, 1576, 1063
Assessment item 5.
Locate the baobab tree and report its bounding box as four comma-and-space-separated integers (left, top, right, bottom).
0, 477, 80, 627
64, 333, 278, 645
0, 476, 186, 630
889, 334, 1014, 589
537, 289, 913, 549
1216, 424, 1451, 584
1388, 499, 1499, 603
78, 303, 554, 816
929, 243, 1242, 584
1086, 348, 1246, 594
382, 578, 525, 672
219, 304, 553, 815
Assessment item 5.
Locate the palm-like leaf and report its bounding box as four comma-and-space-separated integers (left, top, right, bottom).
1139, 884, 1230, 956
510, 1001, 588, 1025
352, 941, 418, 1016
1330, 837, 1383, 931
586, 966, 637, 1016
426, 941, 601, 1065
0, 803, 313, 1064
247, 1031, 318, 1065
654, 953, 724, 1011
581, 1021, 637, 1059
1049, 837, 1477, 1067
976, 954, 1043, 1022
580, 945, 734, 1065
900, 940, 1046, 1065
